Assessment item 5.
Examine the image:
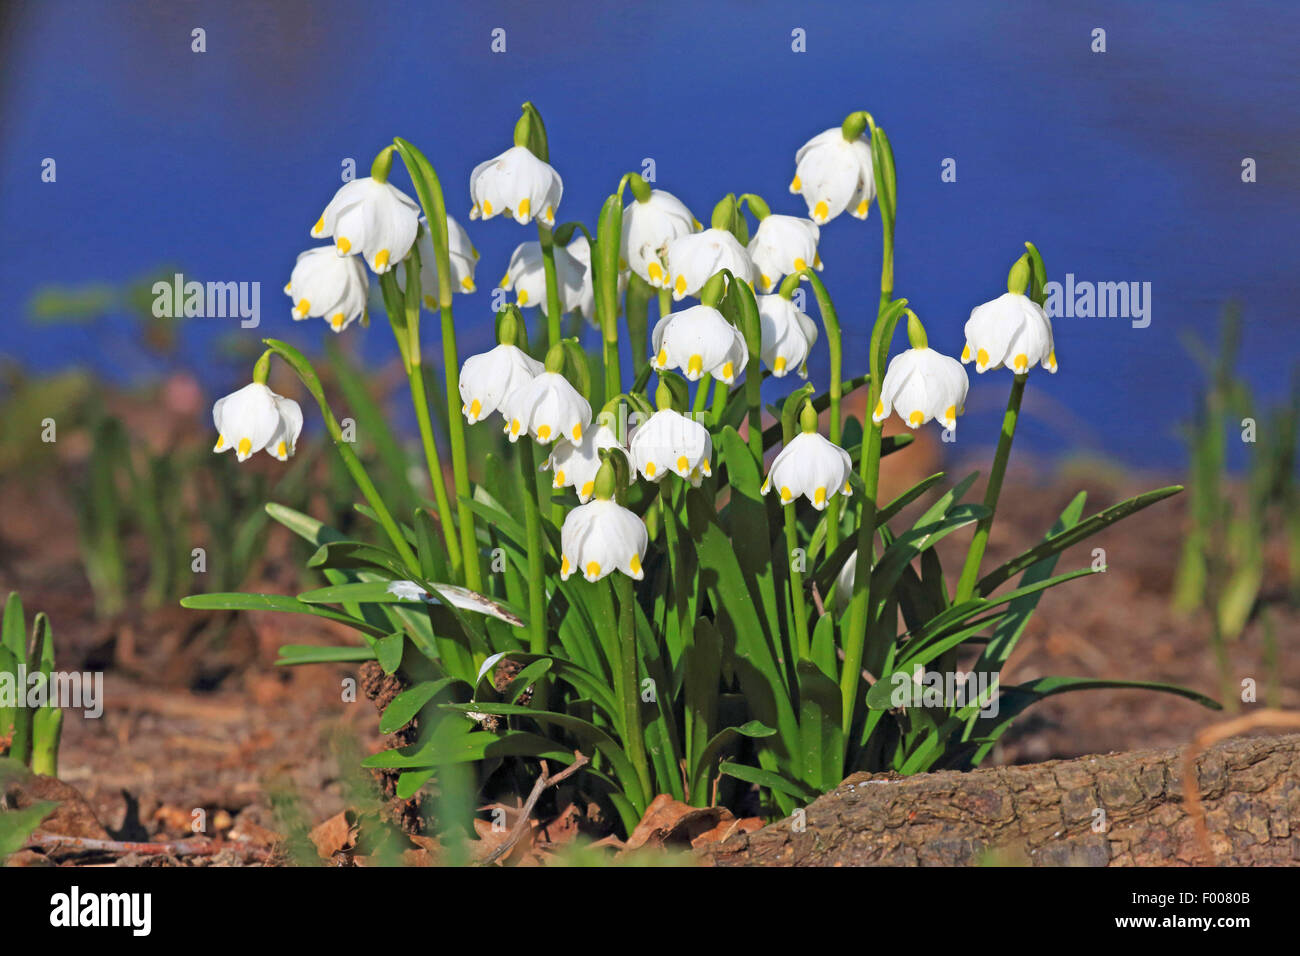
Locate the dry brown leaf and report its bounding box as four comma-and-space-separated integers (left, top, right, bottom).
622, 793, 734, 852
308, 810, 358, 859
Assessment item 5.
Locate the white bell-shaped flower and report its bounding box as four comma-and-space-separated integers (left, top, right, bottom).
395, 215, 480, 306
757, 294, 819, 378
501, 371, 591, 445
629, 408, 712, 486
621, 188, 697, 289
747, 215, 822, 293
212, 382, 303, 463
469, 146, 562, 227
875, 347, 970, 430
789, 127, 875, 225
650, 305, 748, 384
761, 430, 853, 510
311, 177, 420, 274
499, 241, 589, 318
664, 229, 758, 301
458, 344, 544, 424
284, 247, 369, 333
961, 292, 1057, 375
564, 233, 622, 323
559, 498, 648, 583
542, 422, 626, 502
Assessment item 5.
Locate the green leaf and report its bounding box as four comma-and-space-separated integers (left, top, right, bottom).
181, 593, 388, 639
0, 800, 58, 859
718, 761, 819, 802
275, 645, 377, 666
689, 721, 776, 801
375, 633, 404, 675
379, 678, 460, 734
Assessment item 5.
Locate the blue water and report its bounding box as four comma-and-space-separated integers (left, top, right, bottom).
2, 0, 1296, 468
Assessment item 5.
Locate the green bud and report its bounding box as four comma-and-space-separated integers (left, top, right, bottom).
498, 307, 519, 348
655, 378, 674, 411
593, 455, 617, 501
628, 173, 652, 204
515, 101, 549, 160
906, 310, 928, 349
711, 193, 737, 231
699, 270, 728, 307
1007, 253, 1031, 295
741, 193, 771, 220
841, 111, 873, 142
799, 399, 818, 434
544, 341, 566, 374
252, 349, 272, 385
370, 146, 395, 184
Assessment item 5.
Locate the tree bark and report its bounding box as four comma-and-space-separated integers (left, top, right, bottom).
698, 733, 1300, 866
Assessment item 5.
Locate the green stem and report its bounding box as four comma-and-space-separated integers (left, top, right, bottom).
785, 505, 812, 660
691, 374, 713, 416
613, 573, 653, 802
658, 287, 672, 320
517, 440, 548, 657
440, 302, 482, 592
537, 222, 563, 347
796, 271, 844, 550
954, 373, 1027, 603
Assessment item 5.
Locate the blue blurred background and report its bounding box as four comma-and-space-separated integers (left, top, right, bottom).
2, 0, 1296, 468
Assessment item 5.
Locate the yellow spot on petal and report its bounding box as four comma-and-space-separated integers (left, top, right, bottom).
283, 283, 292, 294
647, 261, 664, 281
1047, 351, 1057, 371
518, 288, 530, 305
460, 276, 475, 291
237, 437, 252, 458
687, 354, 703, 376
469, 398, 482, 419
585, 561, 601, 579
645, 461, 657, 477
510, 419, 521, 436
571, 422, 582, 440
554, 469, 566, 487
674, 274, 687, 295
813, 200, 829, 222
780, 486, 793, 503
721, 362, 734, 379
790, 175, 802, 192
517, 197, 531, 218
537, 424, 552, 441
976, 348, 989, 369
629, 554, 642, 575
908, 411, 924, 426
1013, 353, 1028, 373
944, 405, 957, 424
843, 481, 851, 493
580, 480, 594, 499
655, 348, 668, 368
855, 199, 869, 216
275, 440, 288, 459
373, 249, 390, 269
544, 205, 554, 223
961, 343, 971, 361
761, 274, 772, 290
214, 433, 226, 451
482, 200, 493, 216
312, 216, 325, 236
294, 298, 311, 318
676, 455, 689, 473
331, 313, 345, 330
874, 399, 884, 418
701, 460, 711, 476
814, 253, 822, 268
814, 487, 827, 505
336, 236, 352, 254
793, 257, 807, 271
561, 555, 571, 575
774, 356, 788, 373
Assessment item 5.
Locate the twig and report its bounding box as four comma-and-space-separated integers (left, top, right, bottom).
1181, 709, 1300, 863
479, 751, 589, 866
24, 833, 274, 862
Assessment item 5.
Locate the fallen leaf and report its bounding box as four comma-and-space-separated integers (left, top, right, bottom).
622, 793, 734, 852
308, 810, 358, 860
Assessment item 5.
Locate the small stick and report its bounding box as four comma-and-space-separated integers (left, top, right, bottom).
24, 833, 274, 863
479, 751, 589, 866
1181, 709, 1300, 863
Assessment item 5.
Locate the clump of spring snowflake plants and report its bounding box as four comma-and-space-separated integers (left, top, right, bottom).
184, 103, 1218, 835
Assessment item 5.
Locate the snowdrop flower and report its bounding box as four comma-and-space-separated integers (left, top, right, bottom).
664, 229, 758, 301
789, 122, 875, 225
469, 145, 562, 227
284, 247, 369, 333
459, 343, 544, 424
311, 177, 420, 274
650, 304, 748, 384
748, 215, 822, 292
542, 422, 626, 502
212, 382, 303, 463
396, 216, 480, 306
962, 291, 1057, 375
757, 294, 819, 378
560, 497, 648, 583
875, 345, 970, 431
762, 415, 853, 510
621, 187, 698, 289
502, 369, 591, 445
565, 233, 621, 322
499, 241, 589, 318
630, 408, 713, 486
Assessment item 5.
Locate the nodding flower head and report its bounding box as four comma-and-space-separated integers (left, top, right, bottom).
311, 177, 420, 274
875, 346, 970, 430
458, 343, 544, 425
559, 497, 648, 583
663, 229, 758, 301
285, 247, 369, 333
789, 126, 875, 225
397, 215, 480, 304
650, 304, 748, 384
212, 382, 303, 463
748, 215, 822, 293
500, 240, 589, 318
620, 188, 698, 289
501, 371, 591, 445
469, 145, 562, 227
762, 430, 853, 510
962, 291, 1057, 375
543, 422, 626, 502
629, 408, 712, 486
757, 294, 819, 378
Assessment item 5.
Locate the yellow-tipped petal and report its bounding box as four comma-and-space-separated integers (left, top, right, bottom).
790, 175, 802, 192
976, 348, 989, 370
674, 274, 687, 296
585, 561, 601, 580
237, 437, 252, 458
655, 348, 668, 368
373, 249, 390, 269
855, 199, 869, 216
687, 354, 703, 377
312, 216, 325, 236
944, 405, 957, 425
961, 343, 971, 362
275, 440, 288, 460
469, 398, 482, 420
813, 200, 829, 222
560, 555, 570, 575
330, 313, 344, 330
647, 261, 664, 282
537, 424, 552, 441
874, 399, 884, 419
580, 480, 594, 499
676, 455, 689, 474
336, 236, 352, 254
510, 419, 522, 436
774, 356, 788, 373
460, 276, 475, 291
780, 486, 793, 503
629, 554, 642, 576
294, 298, 311, 318
1047, 351, 1058, 371
645, 461, 657, 478
721, 362, 734, 380
1013, 353, 1028, 373
214, 433, 226, 451
908, 410, 924, 426
554, 469, 566, 487
517, 197, 531, 218
482, 200, 493, 216
793, 257, 807, 272
814, 486, 827, 506
571, 423, 582, 440
518, 288, 530, 305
